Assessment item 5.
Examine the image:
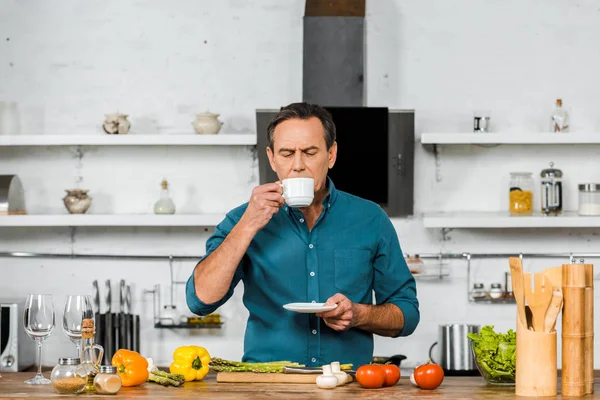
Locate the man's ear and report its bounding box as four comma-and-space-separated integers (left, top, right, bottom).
267, 146, 277, 173
328, 142, 338, 169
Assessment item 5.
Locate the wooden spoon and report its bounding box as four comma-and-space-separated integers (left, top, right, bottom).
523, 272, 553, 332
544, 289, 563, 333
509, 257, 528, 329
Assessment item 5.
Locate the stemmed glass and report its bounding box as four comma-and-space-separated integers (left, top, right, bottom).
62, 295, 94, 356
23, 294, 55, 384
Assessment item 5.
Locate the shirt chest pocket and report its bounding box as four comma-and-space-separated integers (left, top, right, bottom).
334, 249, 373, 302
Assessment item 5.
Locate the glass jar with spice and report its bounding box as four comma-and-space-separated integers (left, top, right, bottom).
50, 357, 87, 394
94, 365, 122, 395
470, 283, 488, 301
509, 172, 534, 216
578, 184, 600, 216
489, 283, 504, 300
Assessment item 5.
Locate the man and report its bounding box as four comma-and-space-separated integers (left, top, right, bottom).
186, 102, 419, 368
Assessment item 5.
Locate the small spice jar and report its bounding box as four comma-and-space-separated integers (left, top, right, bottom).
50, 357, 87, 394
405, 255, 424, 275
540, 162, 563, 216
94, 365, 122, 395
578, 184, 600, 216
509, 172, 534, 216
489, 283, 504, 299
470, 283, 488, 301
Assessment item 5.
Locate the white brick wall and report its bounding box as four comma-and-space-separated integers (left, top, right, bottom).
1, 0, 600, 370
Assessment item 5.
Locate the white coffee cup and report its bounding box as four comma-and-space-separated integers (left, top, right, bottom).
281, 177, 314, 207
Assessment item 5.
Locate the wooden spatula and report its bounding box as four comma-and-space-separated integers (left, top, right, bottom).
544, 289, 563, 333
523, 272, 553, 332
509, 257, 528, 329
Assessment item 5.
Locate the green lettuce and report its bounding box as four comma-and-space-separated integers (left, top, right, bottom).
467, 325, 516, 381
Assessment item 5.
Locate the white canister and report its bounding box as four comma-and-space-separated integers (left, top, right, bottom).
578, 184, 600, 216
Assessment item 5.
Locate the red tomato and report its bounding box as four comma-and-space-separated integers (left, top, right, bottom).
381, 364, 401, 387
412, 362, 444, 390
356, 365, 385, 389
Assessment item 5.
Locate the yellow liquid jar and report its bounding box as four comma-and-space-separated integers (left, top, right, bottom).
509, 172, 533, 216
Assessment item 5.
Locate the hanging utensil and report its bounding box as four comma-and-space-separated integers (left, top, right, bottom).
523, 272, 553, 332
509, 257, 529, 330
544, 289, 563, 333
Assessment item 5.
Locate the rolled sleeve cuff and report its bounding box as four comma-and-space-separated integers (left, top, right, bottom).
390, 299, 420, 338
185, 268, 223, 316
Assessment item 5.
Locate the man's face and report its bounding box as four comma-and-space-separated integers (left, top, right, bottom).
266, 117, 337, 194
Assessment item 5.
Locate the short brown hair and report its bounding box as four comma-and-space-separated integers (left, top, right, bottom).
267, 102, 336, 150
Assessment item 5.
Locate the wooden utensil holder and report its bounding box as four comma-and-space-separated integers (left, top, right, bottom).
516, 309, 557, 397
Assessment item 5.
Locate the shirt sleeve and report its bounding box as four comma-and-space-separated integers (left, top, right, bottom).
186, 211, 246, 316
372, 210, 420, 337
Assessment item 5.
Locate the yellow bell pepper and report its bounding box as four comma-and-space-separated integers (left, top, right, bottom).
169, 345, 211, 382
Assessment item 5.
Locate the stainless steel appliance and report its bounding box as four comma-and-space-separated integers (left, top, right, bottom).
0, 175, 26, 215
429, 324, 480, 376
1, 299, 36, 372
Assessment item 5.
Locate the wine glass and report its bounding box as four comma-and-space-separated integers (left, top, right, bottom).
23, 294, 55, 384
62, 295, 94, 356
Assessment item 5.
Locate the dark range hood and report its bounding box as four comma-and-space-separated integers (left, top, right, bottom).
257, 0, 414, 217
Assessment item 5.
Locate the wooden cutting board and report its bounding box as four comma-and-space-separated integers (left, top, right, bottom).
216, 372, 319, 384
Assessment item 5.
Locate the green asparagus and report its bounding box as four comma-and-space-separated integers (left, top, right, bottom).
151, 369, 186, 383
209, 357, 304, 373
148, 372, 183, 387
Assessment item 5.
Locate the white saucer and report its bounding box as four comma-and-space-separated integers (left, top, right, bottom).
283, 302, 338, 313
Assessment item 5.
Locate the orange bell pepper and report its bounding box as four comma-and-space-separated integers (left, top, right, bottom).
111, 349, 149, 387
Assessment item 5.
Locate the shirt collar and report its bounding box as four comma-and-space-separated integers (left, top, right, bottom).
322, 176, 338, 209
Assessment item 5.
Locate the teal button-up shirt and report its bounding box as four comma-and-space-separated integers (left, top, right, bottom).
186, 178, 419, 368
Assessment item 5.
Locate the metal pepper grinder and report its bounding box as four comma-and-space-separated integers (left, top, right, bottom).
540, 162, 563, 216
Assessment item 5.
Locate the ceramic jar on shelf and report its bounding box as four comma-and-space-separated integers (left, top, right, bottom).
192, 112, 222, 134
63, 190, 92, 214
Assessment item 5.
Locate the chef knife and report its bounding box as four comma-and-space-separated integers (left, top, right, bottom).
119, 280, 128, 350
125, 284, 133, 350
283, 366, 355, 376
92, 280, 104, 350
104, 280, 114, 364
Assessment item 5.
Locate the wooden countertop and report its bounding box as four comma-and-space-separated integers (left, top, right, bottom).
0, 372, 599, 399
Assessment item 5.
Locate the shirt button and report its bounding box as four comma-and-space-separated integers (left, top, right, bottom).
311, 358, 317, 363
299, 218, 304, 223
328, 204, 331, 208
310, 272, 315, 277
312, 329, 317, 335
309, 244, 314, 249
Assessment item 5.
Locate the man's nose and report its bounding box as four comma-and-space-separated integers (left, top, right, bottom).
292, 152, 305, 172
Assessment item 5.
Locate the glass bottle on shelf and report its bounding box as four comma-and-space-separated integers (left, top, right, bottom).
80, 318, 104, 392
153, 179, 176, 215
540, 162, 563, 216
550, 98, 569, 132
509, 172, 534, 216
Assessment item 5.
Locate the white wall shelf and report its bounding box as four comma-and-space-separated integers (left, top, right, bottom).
0, 134, 256, 146
420, 132, 600, 147
423, 211, 600, 229
0, 214, 225, 227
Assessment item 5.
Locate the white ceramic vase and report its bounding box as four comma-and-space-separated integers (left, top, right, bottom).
192, 112, 222, 134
